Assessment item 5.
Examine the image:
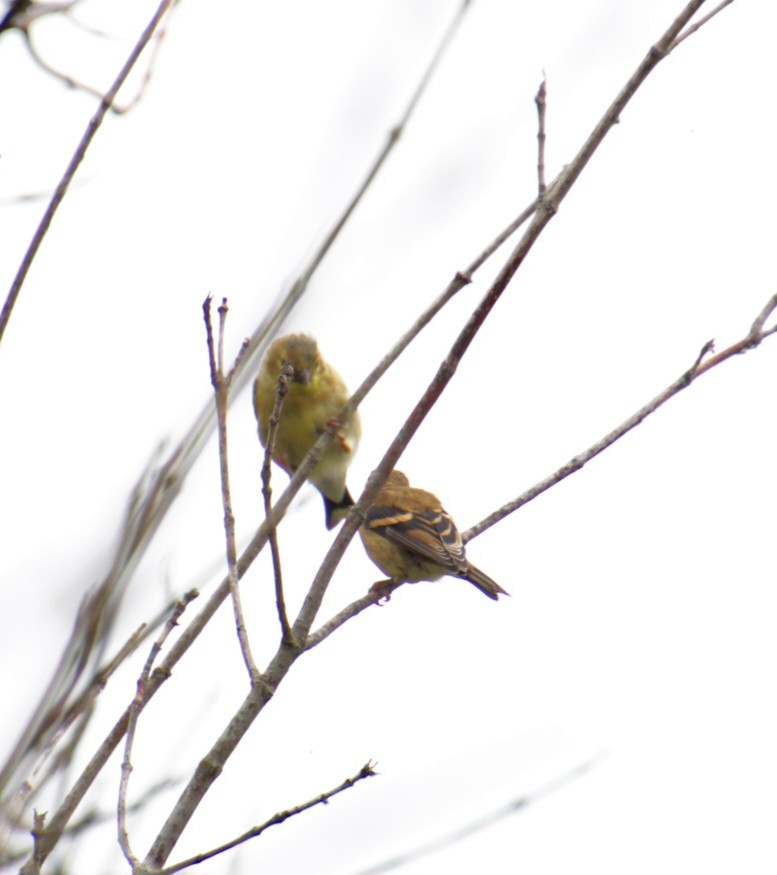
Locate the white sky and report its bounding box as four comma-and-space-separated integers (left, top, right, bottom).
1, 0, 776, 872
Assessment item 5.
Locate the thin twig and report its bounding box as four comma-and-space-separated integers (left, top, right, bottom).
9, 0, 174, 110
118, 592, 197, 867
535, 76, 548, 197
672, 0, 735, 47
0, 0, 176, 347
204, 296, 261, 686
261, 363, 295, 645
157, 762, 377, 875
464, 290, 777, 541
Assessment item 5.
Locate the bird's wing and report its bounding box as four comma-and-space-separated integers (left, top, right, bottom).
364, 504, 468, 575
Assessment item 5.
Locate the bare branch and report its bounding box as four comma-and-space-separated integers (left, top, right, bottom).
0, 0, 177, 347
158, 762, 377, 875
203, 296, 261, 685
260, 362, 296, 645
118, 592, 198, 867
535, 76, 548, 197
464, 290, 777, 541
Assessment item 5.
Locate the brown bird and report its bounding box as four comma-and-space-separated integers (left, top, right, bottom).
359, 470, 509, 600
253, 333, 360, 528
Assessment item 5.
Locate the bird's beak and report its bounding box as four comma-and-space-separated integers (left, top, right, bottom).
294, 367, 312, 385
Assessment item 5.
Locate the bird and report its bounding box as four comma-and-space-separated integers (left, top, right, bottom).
253, 333, 360, 529
359, 470, 508, 600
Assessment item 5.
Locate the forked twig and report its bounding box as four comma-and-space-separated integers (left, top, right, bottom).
204, 297, 261, 685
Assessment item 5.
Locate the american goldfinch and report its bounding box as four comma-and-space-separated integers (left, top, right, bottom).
359, 470, 508, 600
253, 333, 360, 529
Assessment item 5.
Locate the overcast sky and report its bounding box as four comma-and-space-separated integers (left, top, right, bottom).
1, 1, 776, 873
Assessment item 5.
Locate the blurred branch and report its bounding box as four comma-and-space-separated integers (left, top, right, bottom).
464, 290, 777, 541
346, 754, 605, 875
0, 0, 177, 346
158, 762, 377, 875
0, 0, 65, 34
0, 0, 175, 110
0, 621, 146, 851
0, 778, 175, 869
0, 441, 178, 805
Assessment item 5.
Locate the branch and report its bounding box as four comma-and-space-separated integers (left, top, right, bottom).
203, 296, 260, 685
290, 0, 713, 648
535, 76, 548, 197
260, 362, 296, 645
118, 592, 198, 867
305, 591, 384, 652
0, 0, 177, 347
464, 290, 777, 541
158, 762, 377, 875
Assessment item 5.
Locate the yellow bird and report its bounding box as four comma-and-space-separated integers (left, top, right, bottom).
360, 470, 508, 600
253, 333, 360, 529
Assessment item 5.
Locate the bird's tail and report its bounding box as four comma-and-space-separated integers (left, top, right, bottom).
464, 565, 509, 600
323, 486, 355, 529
